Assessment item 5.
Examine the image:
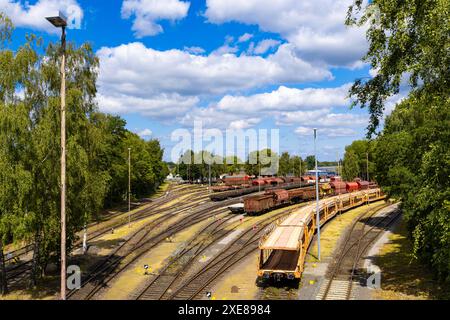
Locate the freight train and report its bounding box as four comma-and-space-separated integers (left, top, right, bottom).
258, 188, 386, 281
210, 181, 314, 202
210, 176, 302, 193
244, 178, 375, 215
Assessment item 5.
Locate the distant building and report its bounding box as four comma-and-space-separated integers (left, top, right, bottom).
166, 173, 183, 182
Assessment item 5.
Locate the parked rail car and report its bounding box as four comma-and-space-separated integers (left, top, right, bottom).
222, 175, 252, 186
228, 203, 245, 214
209, 182, 313, 202
210, 185, 235, 192
257, 188, 386, 281
346, 182, 359, 193
330, 180, 346, 194
283, 177, 303, 184
244, 194, 276, 215
244, 185, 329, 215
355, 179, 370, 190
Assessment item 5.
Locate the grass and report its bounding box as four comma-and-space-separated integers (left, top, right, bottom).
0, 276, 59, 300
100, 212, 227, 299
372, 218, 450, 300
211, 252, 260, 300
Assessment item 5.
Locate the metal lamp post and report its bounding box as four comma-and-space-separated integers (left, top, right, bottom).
314, 128, 321, 261
46, 11, 68, 300
128, 147, 131, 227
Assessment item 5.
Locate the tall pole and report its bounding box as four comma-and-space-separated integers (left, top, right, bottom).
60, 26, 67, 300
336, 152, 339, 177
314, 128, 321, 261
366, 152, 369, 182
128, 147, 131, 227
259, 158, 261, 193
209, 163, 211, 187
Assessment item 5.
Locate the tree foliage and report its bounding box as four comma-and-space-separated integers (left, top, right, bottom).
305, 155, 316, 170
347, 0, 449, 282
373, 90, 449, 282
342, 140, 375, 181
347, 0, 449, 135
0, 17, 167, 292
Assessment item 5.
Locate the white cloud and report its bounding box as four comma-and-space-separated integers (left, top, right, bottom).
229, 118, 261, 130
238, 33, 253, 43
97, 42, 331, 98
205, 0, 368, 67
277, 109, 367, 127
295, 127, 358, 137
383, 92, 408, 117
180, 104, 261, 130
217, 84, 351, 114
0, 0, 83, 33
275, 109, 332, 125
179, 84, 367, 135
97, 92, 198, 119
212, 44, 239, 55
252, 39, 281, 55
183, 46, 205, 54
121, 0, 190, 38
137, 128, 153, 138
212, 35, 239, 55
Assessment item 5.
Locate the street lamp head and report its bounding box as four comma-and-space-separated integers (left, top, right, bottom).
46, 11, 68, 28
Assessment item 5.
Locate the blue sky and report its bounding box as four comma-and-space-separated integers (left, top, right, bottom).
3, 0, 404, 162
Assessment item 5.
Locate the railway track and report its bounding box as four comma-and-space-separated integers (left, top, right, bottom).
68, 198, 240, 300
134, 214, 238, 300
162, 209, 297, 300
317, 203, 401, 300
2, 184, 189, 264
4, 184, 208, 289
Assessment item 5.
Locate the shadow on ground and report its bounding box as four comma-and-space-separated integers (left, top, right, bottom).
255, 277, 300, 300
371, 218, 450, 300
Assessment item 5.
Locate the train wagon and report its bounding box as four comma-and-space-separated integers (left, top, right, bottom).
284, 177, 303, 184
267, 177, 285, 185
244, 194, 275, 215
252, 179, 266, 186
355, 179, 370, 190
346, 182, 359, 193
321, 183, 333, 196
228, 203, 245, 214
330, 180, 346, 194
257, 188, 386, 281
286, 188, 304, 202
210, 185, 234, 192
223, 175, 251, 186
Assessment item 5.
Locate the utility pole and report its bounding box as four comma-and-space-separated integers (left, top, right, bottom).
208, 163, 211, 187
299, 157, 302, 178
314, 128, 321, 261
259, 159, 261, 193
60, 25, 67, 301
336, 152, 340, 177
128, 147, 131, 228
82, 219, 87, 254
366, 152, 370, 182
46, 12, 68, 301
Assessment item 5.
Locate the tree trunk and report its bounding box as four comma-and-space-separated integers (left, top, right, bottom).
0, 242, 8, 295
29, 231, 41, 288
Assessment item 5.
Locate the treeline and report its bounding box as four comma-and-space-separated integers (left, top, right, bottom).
173, 149, 328, 181
342, 140, 374, 181
345, 1, 449, 282
0, 14, 167, 293
376, 91, 448, 282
